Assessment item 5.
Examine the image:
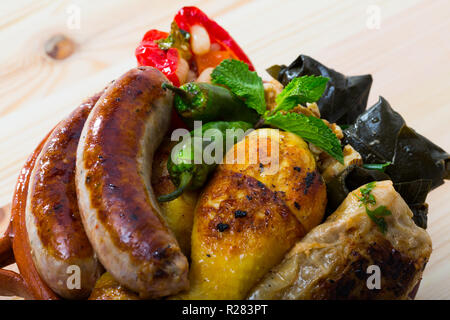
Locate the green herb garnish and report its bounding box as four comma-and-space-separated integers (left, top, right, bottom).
211, 59, 266, 115
365, 205, 392, 234
264, 112, 344, 163
210, 59, 343, 163
354, 182, 392, 234
362, 162, 391, 172
156, 22, 191, 60
274, 75, 329, 113
354, 181, 376, 205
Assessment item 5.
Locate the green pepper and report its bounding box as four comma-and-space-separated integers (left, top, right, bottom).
158, 121, 253, 202
163, 82, 260, 128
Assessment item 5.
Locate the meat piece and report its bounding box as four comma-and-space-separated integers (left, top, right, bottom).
25, 92, 104, 299
76, 66, 189, 298
248, 180, 432, 300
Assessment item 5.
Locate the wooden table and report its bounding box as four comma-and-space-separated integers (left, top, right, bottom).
0, 0, 448, 299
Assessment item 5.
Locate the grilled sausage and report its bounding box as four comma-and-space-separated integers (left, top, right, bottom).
76, 66, 189, 298
11, 129, 60, 300
25, 92, 104, 299
89, 138, 198, 300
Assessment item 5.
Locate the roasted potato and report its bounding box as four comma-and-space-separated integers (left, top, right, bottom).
222, 128, 327, 231
151, 138, 198, 256
177, 129, 326, 299
89, 272, 139, 300
248, 180, 432, 300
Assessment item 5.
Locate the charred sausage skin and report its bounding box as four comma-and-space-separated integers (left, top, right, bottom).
25, 92, 104, 299
76, 66, 189, 298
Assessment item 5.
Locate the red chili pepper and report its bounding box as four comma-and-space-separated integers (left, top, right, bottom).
174, 6, 255, 73
135, 29, 181, 86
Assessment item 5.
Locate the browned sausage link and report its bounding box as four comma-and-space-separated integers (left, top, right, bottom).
11, 129, 59, 300
25, 91, 105, 299
76, 67, 188, 298
0, 269, 34, 299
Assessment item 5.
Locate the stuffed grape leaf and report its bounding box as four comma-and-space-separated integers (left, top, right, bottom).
267, 54, 372, 125
339, 96, 450, 228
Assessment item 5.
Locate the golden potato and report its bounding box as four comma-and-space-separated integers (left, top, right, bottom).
222, 128, 326, 232
177, 129, 326, 299
88, 272, 139, 300
151, 138, 198, 256
177, 171, 305, 300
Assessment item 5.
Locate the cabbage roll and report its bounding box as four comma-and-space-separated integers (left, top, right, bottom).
248, 180, 431, 300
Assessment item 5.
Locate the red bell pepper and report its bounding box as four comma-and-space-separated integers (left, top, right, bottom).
174, 6, 254, 73
135, 29, 189, 129
135, 6, 254, 87
135, 29, 182, 86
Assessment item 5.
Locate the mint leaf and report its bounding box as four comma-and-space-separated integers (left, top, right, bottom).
211, 59, 266, 115
363, 162, 391, 172
274, 76, 329, 112
365, 205, 392, 234
264, 111, 343, 163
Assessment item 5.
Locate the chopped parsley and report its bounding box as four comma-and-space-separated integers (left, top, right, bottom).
354, 181, 376, 206
354, 182, 392, 234
365, 205, 392, 234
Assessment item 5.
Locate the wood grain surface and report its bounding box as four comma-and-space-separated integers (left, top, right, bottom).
0, 0, 448, 300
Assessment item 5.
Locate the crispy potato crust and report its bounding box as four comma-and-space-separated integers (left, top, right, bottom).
177, 171, 305, 299
177, 129, 326, 299
222, 129, 326, 232
88, 272, 139, 300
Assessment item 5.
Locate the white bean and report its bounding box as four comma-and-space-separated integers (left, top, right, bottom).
196, 67, 214, 83
176, 58, 189, 85
190, 25, 211, 55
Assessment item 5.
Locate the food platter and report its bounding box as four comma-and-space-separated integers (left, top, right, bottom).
0, 1, 449, 300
